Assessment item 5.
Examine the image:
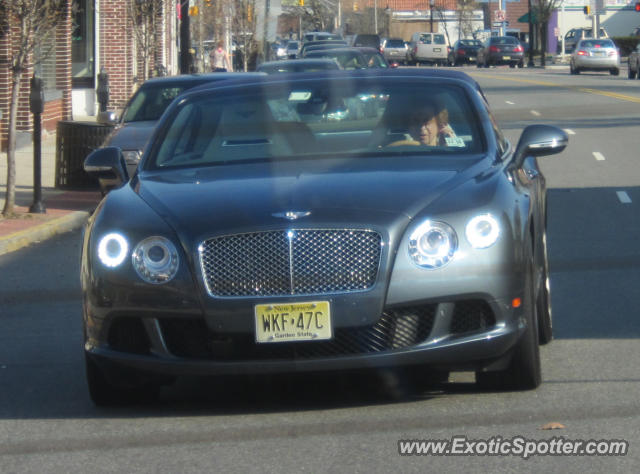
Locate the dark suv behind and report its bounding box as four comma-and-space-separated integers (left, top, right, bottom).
350, 34, 381, 51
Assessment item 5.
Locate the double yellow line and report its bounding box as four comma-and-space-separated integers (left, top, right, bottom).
472, 72, 640, 104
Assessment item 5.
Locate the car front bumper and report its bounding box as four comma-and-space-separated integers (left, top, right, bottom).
84, 295, 527, 378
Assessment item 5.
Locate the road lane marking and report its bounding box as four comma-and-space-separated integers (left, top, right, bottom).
617, 191, 632, 204
577, 87, 640, 104
471, 72, 640, 104
593, 152, 605, 161
563, 129, 575, 135
531, 110, 541, 116
505, 100, 515, 105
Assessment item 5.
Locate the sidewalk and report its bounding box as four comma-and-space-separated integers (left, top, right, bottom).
0, 126, 103, 256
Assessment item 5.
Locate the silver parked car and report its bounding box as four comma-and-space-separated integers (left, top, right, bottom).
570, 38, 619, 75
381, 38, 408, 64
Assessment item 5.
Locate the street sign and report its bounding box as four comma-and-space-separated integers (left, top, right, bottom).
493, 21, 509, 27
495, 10, 506, 22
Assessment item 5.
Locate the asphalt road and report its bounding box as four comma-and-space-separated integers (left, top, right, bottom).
1, 66, 639, 473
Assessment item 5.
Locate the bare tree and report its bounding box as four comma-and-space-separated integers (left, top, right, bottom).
232, 0, 258, 71
533, 0, 563, 67
1, 0, 67, 218
457, 0, 476, 42
128, 0, 165, 80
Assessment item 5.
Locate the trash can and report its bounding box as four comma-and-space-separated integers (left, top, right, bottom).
55, 121, 115, 188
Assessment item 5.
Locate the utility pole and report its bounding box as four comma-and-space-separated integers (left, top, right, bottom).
430, 0, 434, 33
179, 1, 191, 73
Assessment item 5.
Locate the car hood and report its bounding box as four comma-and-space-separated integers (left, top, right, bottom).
134, 156, 488, 243
102, 121, 157, 151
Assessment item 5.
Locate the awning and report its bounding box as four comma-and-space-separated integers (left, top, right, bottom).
517, 12, 538, 24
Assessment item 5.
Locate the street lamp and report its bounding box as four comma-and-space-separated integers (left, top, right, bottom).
430, 0, 435, 33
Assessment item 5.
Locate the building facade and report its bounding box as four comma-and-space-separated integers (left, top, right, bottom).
1, 0, 179, 148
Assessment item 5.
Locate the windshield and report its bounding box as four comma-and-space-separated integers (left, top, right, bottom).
386, 40, 405, 48
148, 80, 484, 170
581, 39, 615, 48
122, 84, 189, 122
306, 51, 368, 69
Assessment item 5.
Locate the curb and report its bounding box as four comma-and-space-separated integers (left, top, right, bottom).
0, 211, 90, 256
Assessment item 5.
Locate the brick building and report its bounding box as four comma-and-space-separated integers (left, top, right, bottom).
1, 0, 179, 149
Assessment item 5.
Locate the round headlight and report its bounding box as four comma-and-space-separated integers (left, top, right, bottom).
97, 233, 129, 268
466, 214, 500, 249
408, 220, 458, 269
131, 237, 179, 284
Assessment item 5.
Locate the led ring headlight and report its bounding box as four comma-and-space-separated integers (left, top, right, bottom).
466, 214, 500, 249
408, 220, 458, 269
132, 236, 179, 284
97, 233, 129, 268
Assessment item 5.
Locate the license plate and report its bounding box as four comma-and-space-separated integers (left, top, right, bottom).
255, 301, 332, 343
434, 48, 441, 52
502, 56, 511, 60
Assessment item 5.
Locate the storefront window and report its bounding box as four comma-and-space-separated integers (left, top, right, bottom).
72, 0, 95, 88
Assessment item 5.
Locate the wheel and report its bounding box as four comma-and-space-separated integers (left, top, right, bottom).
484, 60, 490, 68
517, 60, 524, 68
509, 63, 516, 68
476, 244, 541, 391
537, 231, 553, 345
85, 354, 162, 406
628, 66, 636, 79
610, 68, 619, 76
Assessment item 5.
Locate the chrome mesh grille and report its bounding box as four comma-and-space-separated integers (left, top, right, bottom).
199, 229, 382, 297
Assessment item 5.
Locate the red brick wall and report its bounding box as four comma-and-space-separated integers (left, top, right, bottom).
99, 0, 135, 110
56, 0, 73, 121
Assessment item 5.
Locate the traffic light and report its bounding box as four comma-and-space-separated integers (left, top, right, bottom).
635, 1, 640, 11
299, 0, 304, 5
583, 5, 590, 14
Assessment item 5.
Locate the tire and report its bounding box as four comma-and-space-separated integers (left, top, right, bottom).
610, 68, 619, 76
85, 354, 162, 406
537, 231, 553, 345
476, 244, 541, 391
509, 63, 516, 68
517, 60, 524, 68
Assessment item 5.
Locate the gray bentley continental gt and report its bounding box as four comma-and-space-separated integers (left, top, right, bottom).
82, 69, 567, 405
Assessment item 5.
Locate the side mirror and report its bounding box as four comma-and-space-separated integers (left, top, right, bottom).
84, 146, 129, 195
512, 125, 568, 168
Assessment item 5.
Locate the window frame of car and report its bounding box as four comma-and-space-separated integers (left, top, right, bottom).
143, 77, 493, 171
